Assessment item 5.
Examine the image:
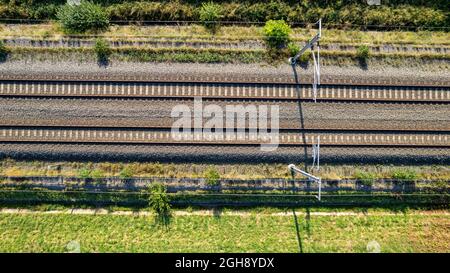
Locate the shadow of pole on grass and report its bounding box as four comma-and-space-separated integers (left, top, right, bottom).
292, 208, 303, 253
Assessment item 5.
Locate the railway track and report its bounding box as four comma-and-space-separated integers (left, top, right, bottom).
0, 127, 448, 147
0, 80, 449, 102
1, 74, 448, 88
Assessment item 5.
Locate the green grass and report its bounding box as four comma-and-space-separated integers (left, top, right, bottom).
0, 209, 448, 252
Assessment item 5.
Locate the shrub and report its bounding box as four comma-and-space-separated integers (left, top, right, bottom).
31, 4, 59, 20
119, 167, 133, 179
0, 40, 10, 61
391, 169, 418, 181
287, 42, 299, 57
94, 38, 111, 64
298, 52, 311, 63
355, 171, 376, 187
204, 166, 220, 186
148, 183, 171, 226
263, 20, 291, 49
57, 1, 109, 33
107, 1, 195, 22
199, 2, 222, 32
78, 168, 91, 179
0, 4, 29, 19
356, 45, 370, 59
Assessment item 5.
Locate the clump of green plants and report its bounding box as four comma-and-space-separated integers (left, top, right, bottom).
204, 166, 220, 186
0, 40, 10, 62
57, 1, 109, 33
391, 169, 418, 181
148, 183, 171, 227
356, 45, 370, 59
94, 38, 111, 65
119, 167, 133, 179
298, 52, 311, 63
287, 42, 299, 57
263, 19, 291, 49
78, 168, 91, 179
355, 171, 376, 187
199, 1, 222, 33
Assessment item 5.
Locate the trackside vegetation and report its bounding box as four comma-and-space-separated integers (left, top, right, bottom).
263, 20, 291, 49
0, 1, 448, 30
56, 1, 109, 33
0, 40, 8, 61
1, 160, 448, 181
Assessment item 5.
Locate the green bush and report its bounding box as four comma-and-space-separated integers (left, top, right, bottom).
391, 169, 418, 181
356, 45, 370, 59
263, 20, 291, 49
57, 1, 109, 33
0, 4, 29, 19
148, 183, 171, 226
107, 1, 195, 22
287, 42, 299, 57
0, 40, 10, 61
298, 52, 311, 63
355, 171, 376, 187
94, 38, 111, 64
31, 4, 59, 20
204, 166, 220, 186
199, 2, 222, 32
78, 168, 91, 179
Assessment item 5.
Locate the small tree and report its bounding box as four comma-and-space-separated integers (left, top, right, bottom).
57, 1, 109, 33
94, 38, 111, 65
263, 20, 291, 49
204, 166, 220, 186
356, 45, 370, 59
199, 2, 222, 33
78, 168, 91, 179
0, 40, 9, 62
148, 183, 171, 226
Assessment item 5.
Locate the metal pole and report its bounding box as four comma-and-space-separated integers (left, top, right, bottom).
317, 136, 320, 171
318, 178, 322, 201
288, 164, 322, 201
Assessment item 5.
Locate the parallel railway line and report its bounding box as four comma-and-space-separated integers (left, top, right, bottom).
0, 74, 448, 87
0, 127, 448, 147
1, 121, 449, 132
1, 80, 449, 102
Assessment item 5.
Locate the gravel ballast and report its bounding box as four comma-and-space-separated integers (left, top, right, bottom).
0, 143, 448, 164
0, 60, 449, 85
0, 98, 448, 131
